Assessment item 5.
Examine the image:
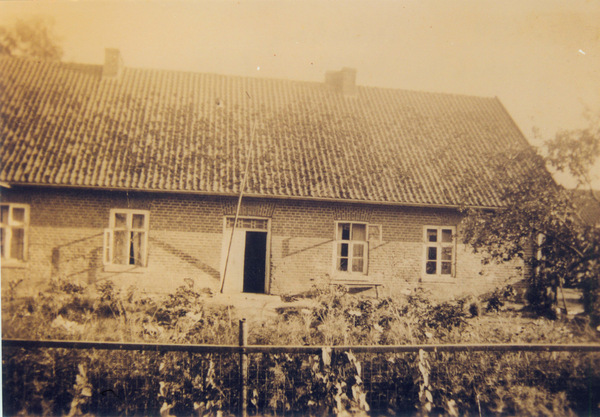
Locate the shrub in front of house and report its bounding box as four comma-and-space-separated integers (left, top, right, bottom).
3, 280, 600, 416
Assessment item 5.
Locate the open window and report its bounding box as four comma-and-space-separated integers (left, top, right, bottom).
423, 226, 455, 277
0, 203, 29, 262
104, 209, 149, 267
334, 222, 368, 275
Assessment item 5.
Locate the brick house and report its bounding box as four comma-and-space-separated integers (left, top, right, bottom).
1, 50, 531, 298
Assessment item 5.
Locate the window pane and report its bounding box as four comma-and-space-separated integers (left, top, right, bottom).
11, 228, 25, 260
12, 208, 25, 223
115, 213, 127, 228
427, 229, 437, 242
426, 261, 437, 275
353, 243, 364, 257
339, 243, 348, 257
1, 206, 9, 224
132, 214, 145, 229
441, 262, 452, 275
339, 223, 351, 240
428, 247, 437, 260
442, 247, 452, 261
352, 258, 364, 272
442, 229, 453, 243
0, 228, 5, 257
256, 219, 268, 230
113, 230, 128, 264
339, 258, 348, 271
352, 224, 366, 241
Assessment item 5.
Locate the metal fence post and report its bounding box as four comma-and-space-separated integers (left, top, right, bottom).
239, 319, 248, 417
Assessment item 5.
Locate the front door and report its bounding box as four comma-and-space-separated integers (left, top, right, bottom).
243, 231, 267, 293
221, 218, 269, 294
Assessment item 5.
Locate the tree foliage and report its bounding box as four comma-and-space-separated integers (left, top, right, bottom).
0, 15, 63, 60
461, 117, 600, 323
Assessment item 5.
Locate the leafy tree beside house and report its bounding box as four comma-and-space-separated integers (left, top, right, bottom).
0, 16, 63, 60
461, 117, 600, 324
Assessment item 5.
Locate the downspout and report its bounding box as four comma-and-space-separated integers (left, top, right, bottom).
219, 121, 257, 293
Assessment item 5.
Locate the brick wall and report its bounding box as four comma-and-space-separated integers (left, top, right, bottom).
1, 187, 525, 299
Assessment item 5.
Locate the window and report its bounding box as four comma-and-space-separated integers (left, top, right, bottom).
424, 226, 455, 276
335, 222, 368, 274
226, 217, 268, 230
0, 204, 29, 262
104, 210, 149, 267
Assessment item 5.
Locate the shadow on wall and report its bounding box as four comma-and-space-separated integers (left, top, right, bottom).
282, 238, 333, 258
149, 237, 220, 280
51, 233, 103, 285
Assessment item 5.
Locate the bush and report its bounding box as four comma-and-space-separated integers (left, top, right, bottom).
3, 280, 600, 416
486, 285, 517, 313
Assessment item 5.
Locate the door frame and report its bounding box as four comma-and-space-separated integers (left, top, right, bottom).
221, 216, 272, 294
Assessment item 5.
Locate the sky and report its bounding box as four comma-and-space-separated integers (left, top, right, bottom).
1, 0, 599, 187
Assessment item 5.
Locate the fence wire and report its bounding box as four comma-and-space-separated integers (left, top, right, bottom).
3, 342, 600, 416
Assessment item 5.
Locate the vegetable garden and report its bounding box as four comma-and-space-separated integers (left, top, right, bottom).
3, 279, 600, 416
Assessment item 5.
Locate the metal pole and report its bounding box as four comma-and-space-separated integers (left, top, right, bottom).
219, 122, 257, 294
239, 319, 248, 417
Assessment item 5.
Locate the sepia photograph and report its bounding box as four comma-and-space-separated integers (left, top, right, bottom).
1, 0, 599, 415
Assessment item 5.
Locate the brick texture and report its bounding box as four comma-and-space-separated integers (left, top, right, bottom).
1, 187, 525, 298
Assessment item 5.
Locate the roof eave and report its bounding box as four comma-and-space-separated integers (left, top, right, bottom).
2, 182, 501, 211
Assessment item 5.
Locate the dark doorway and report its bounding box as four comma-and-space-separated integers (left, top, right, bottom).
243, 231, 267, 293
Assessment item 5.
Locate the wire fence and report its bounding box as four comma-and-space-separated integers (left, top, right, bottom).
3, 330, 600, 416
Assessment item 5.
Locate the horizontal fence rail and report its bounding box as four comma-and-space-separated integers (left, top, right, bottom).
5, 339, 600, 353
4, 336, 600, 416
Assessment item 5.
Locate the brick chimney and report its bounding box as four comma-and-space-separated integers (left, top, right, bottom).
103, 48, 123, 79
325, 67, 357, 96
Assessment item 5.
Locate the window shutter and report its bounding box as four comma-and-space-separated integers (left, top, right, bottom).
364, 241, 369, 274
367, 224, 382, 244
103, 229, 112, 265
142, 230, 149, 267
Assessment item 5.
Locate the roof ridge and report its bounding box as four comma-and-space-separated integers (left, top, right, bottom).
0, 55, 498, 101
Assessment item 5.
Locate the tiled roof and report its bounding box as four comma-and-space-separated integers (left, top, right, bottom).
1, 57, 533, 207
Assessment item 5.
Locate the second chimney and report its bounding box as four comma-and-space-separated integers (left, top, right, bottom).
340, 67, 357, 96
103, 48, 123, 79
325, 67, 357, 96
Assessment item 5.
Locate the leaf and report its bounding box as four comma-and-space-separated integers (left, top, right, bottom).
447, 399, 458, 417
425, 390, 433, 403
321, 347, 332, 367
160, 401, 176, 417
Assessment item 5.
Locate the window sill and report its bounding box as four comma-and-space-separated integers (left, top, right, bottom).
1, 259, 29, 269
421, 275, 455, 283
103, 265, 146, 273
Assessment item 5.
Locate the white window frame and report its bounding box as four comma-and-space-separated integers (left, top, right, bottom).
104, 209, 149, 269
422, 226, 456, 280
0, 203, 30, 264
333, 221, 370, 277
